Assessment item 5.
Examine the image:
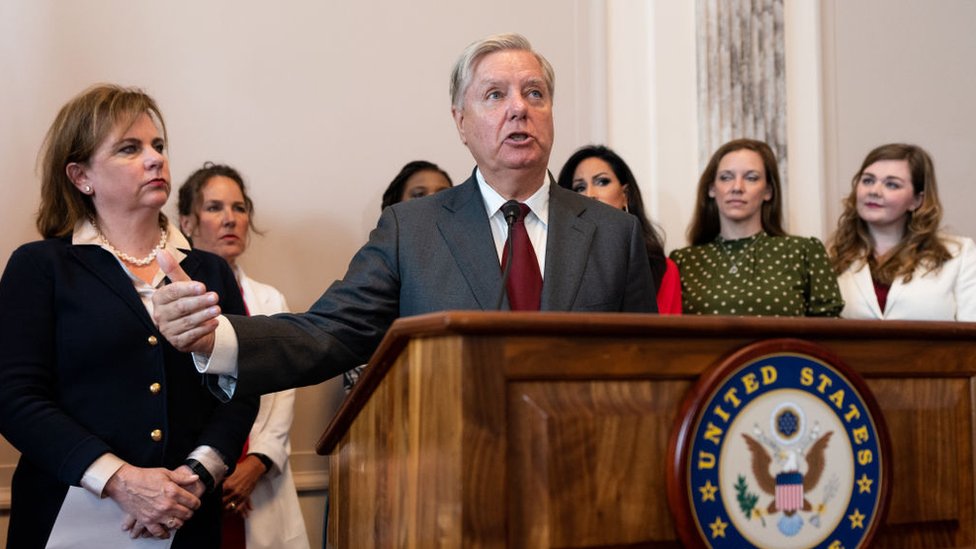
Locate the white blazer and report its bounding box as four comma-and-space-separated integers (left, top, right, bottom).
238, 268, 310, 549
838, 234, 976, 321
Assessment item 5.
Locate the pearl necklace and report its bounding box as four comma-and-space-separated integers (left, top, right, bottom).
717, 233, 763, 275
91, 217, 168, 266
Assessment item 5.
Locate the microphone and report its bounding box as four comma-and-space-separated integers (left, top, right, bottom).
495, 200, 522, 310
501, 200, 521, 227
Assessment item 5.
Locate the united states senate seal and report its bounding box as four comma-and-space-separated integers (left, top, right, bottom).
667, 339, 890, 548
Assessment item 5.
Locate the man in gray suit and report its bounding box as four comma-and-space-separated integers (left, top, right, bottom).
153, 33, 656, 398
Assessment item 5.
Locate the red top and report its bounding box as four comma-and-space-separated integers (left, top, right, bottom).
657, 258, 683, 315
872, 277, 890, 314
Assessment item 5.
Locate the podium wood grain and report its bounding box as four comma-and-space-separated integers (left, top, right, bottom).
318, 312, 976, 548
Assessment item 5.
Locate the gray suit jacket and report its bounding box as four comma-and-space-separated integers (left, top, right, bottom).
228, 172, 655, 396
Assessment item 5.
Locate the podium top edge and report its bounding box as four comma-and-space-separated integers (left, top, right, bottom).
388, 310, 976, 341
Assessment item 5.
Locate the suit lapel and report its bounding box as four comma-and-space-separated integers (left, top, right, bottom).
71, 244, 204, 332
436, 175, 503, 310
541, 186, 593, 311
885, 268, 911, 318
69, 245, 158, 331
851, 262, 884, 318
177, 250, 204, 286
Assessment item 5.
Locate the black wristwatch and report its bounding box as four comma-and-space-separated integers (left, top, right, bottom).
184, 458, 216, 492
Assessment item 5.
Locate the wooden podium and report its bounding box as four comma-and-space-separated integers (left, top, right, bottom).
317, 312, 976, 548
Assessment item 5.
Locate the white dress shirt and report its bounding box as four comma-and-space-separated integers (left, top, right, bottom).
476, 167, 549, 274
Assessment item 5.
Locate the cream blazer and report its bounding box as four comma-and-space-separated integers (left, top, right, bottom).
238, 268, 310, 549
838, 234, 976, 321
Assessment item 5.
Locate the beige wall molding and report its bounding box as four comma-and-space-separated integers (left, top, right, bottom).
695, 0, 788, 191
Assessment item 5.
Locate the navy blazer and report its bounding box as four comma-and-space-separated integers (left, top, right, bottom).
0, 237, 258, 548
227, 173, 656, 397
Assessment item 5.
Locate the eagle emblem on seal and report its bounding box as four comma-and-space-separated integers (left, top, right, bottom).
742, 416, 834, 537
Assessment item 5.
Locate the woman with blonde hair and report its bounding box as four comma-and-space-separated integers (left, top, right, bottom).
829, 143, 976, 320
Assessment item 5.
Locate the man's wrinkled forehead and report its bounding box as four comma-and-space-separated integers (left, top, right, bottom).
466, 50, 548, 95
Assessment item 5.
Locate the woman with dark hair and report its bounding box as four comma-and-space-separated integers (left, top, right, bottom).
829, 143, 975, 320
670, 138, 843, 316
179, 163, 310, 548
380, 160, 453, 210
0, 84, 256, 547
557, 145, 681, 313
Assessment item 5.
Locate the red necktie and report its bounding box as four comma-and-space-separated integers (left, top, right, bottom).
501, 203, 542, 310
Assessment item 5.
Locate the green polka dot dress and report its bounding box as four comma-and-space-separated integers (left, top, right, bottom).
669, 232, 844, 317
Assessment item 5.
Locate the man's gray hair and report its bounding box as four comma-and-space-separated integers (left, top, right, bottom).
449, 33, 555, 110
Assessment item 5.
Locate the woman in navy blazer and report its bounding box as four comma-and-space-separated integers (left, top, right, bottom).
829, 143, 976, 320
0, 84, 257, 547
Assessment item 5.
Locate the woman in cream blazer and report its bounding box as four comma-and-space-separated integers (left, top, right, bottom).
837, 235, 976, 320
830, 143, 976, 321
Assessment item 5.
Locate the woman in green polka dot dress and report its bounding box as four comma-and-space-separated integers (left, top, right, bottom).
670, 139, 843, 316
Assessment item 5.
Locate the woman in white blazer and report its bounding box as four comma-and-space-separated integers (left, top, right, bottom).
179, 163, 309, 549
829, 143, 976, 321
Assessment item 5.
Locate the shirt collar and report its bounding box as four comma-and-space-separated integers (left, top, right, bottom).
73, 217, 190, 265
475, 167, 550, 225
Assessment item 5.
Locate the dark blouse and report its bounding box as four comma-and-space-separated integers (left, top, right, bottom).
669, 233, 844, 317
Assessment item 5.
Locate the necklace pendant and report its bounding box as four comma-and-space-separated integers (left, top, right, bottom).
729, 265, 738, 275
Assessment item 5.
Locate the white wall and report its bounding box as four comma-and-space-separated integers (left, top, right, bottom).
822, 0, 976, 240
607, 1, 699, 250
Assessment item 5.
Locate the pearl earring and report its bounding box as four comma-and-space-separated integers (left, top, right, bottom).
84, 185, 92, 194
